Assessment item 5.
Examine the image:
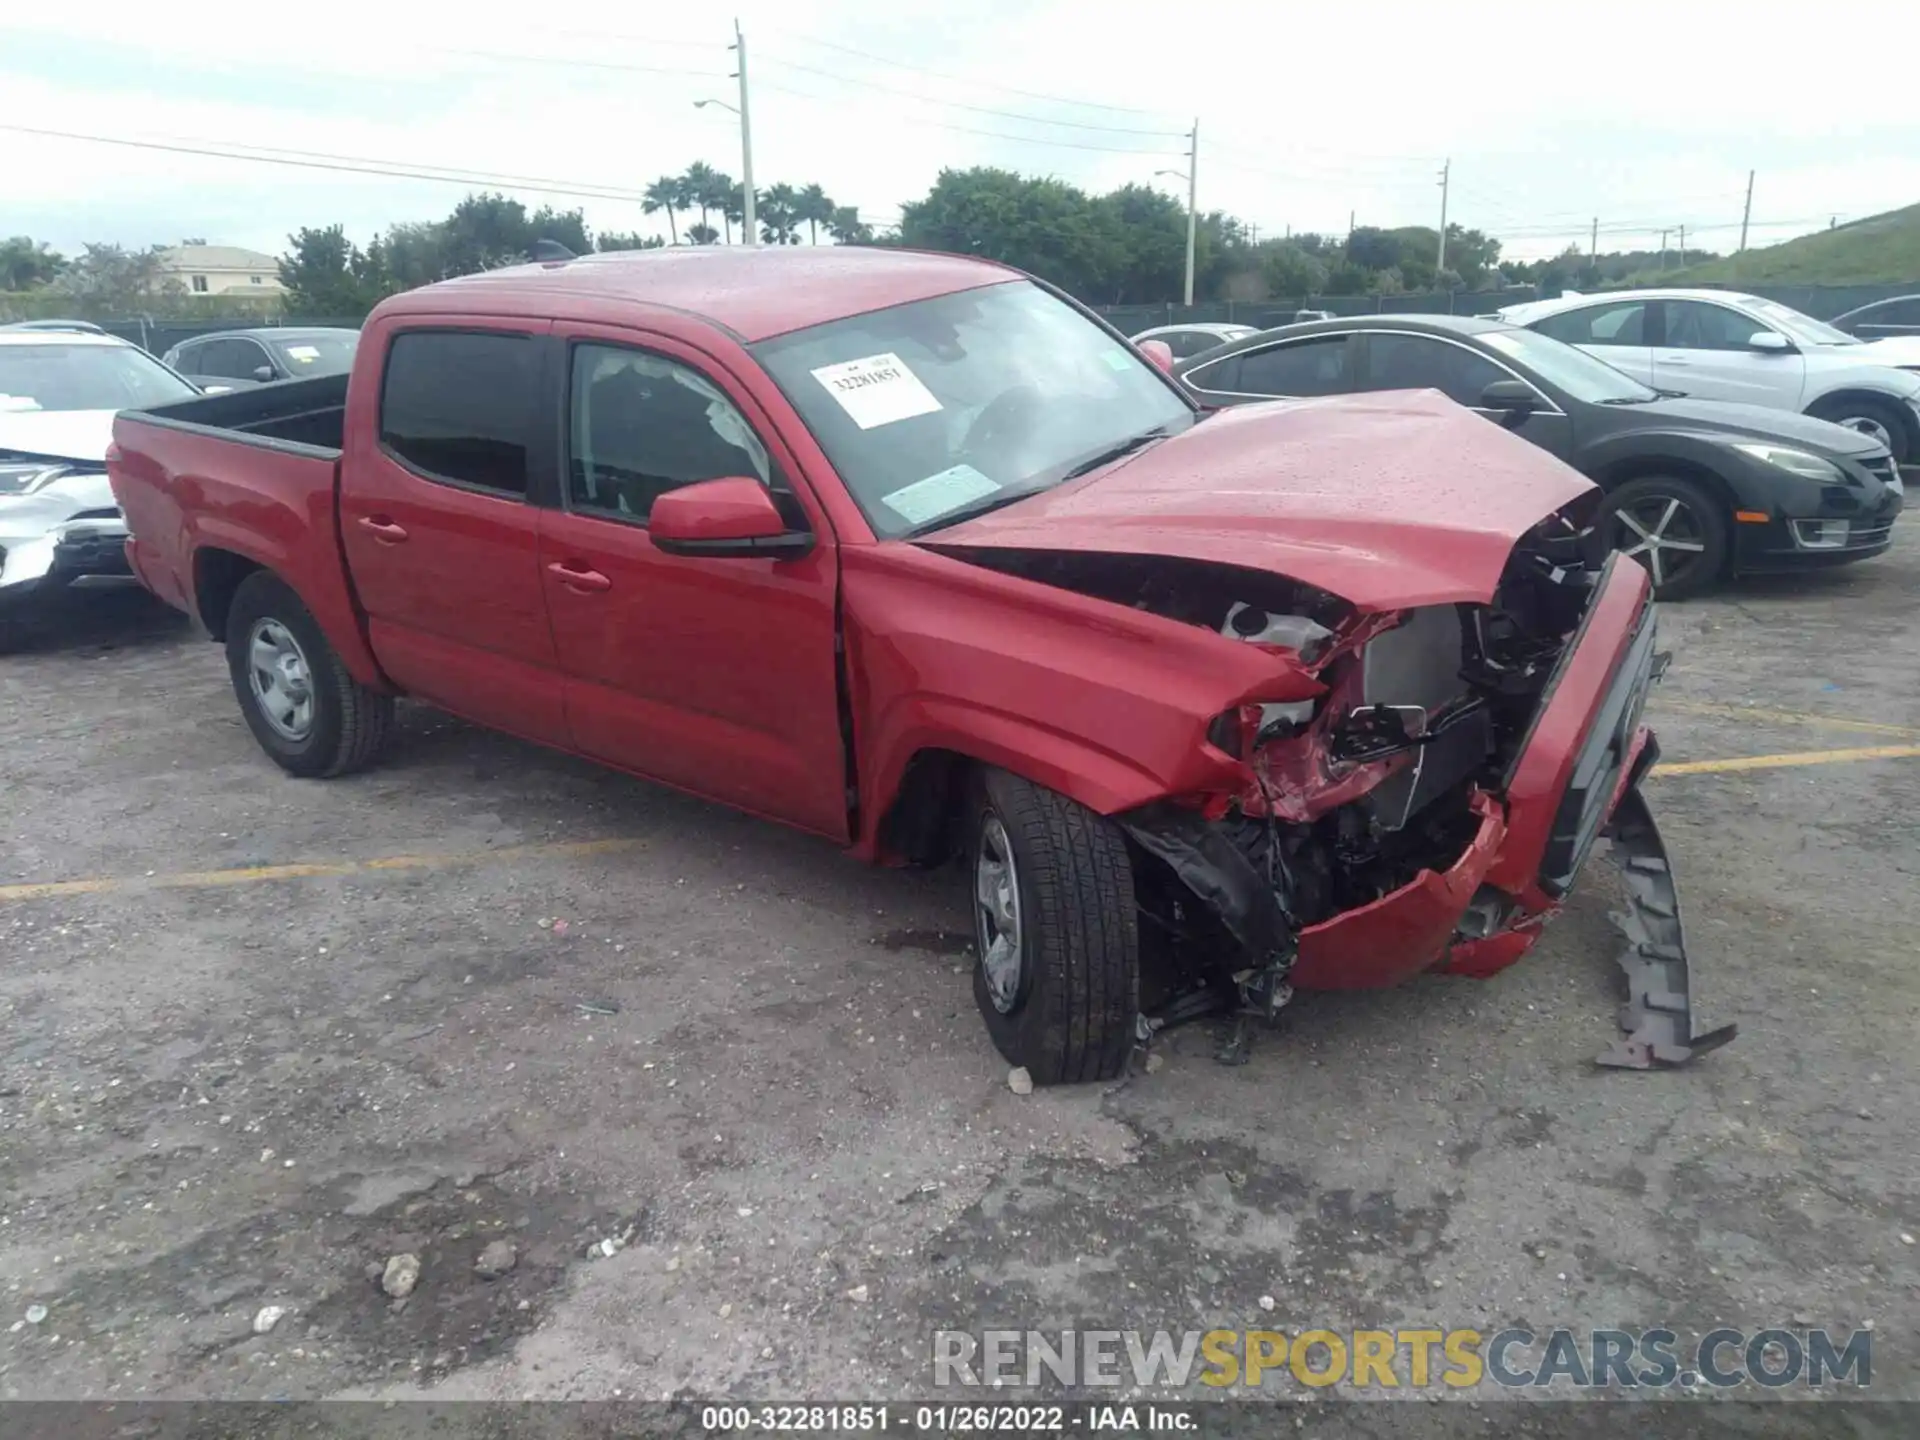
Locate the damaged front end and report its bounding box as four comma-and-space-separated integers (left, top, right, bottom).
946, 498, 1735, 1070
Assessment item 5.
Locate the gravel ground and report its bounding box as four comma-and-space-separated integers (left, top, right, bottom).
1, 532, 1916, 1423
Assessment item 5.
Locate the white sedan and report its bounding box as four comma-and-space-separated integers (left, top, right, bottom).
1498, 288, 1920, 461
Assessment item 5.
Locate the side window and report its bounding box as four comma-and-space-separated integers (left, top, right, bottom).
1361, 334, 1508, 407
197, 339, 268, 379
1183, 353, 1241, 392
171, 344, 204, 377
379, 331, 538, 496
1533, 301, 1647, 347
568, 344, 772, 522
1230, 336, 1351, 396
1167, 330, 1223, 359
1663, 301, 1768, 351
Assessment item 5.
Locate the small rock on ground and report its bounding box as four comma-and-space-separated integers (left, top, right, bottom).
252, 1305, 287, 1334
475, 1240, 518, 1279
381, 1253, 422, 1299
1007, 1067, 1033, 1096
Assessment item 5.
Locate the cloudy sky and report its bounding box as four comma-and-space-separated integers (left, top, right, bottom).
7, 0, 1918, 264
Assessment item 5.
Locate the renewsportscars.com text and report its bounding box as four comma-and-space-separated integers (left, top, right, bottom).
932, 1327, 1872, 1391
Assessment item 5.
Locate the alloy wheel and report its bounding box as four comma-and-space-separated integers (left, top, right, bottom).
247, 618, 315, 742
1613, 495, 1708, 591
974, 813, 1024, 1015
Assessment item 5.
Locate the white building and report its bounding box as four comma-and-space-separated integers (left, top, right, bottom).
156, 245, 285, 296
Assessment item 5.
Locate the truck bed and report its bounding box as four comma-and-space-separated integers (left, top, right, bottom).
130, 373, 348, 454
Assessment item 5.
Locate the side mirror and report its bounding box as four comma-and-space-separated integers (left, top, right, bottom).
1478, 379, 1539, 427
1138, 339, 1175, 373
1746, 331, 1792, 354
648, 476, 813, 559
253, 365, 276, 382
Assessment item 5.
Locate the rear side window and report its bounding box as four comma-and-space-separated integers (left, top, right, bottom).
1230, 336, 1351, 396
379, 331, 538, 496
1533, 301, 1647, 347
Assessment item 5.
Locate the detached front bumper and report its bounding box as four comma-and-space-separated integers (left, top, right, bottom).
0, 514, 138, 614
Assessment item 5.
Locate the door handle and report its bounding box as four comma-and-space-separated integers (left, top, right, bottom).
546, 561, 611, 593
358, 515, 409, 544
1661, 355, 1691, 364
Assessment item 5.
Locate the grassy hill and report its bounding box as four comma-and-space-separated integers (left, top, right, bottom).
1665, 203, 1920, 285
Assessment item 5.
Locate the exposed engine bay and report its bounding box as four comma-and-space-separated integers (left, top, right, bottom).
939, 497, 1739, 1065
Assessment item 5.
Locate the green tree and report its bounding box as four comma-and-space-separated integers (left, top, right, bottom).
682, 162, 721, 237
1260, 242, 1330, 299
1, 236, 66, 291
441, 192, 532, 274
644, 176, 683, 245
278, 225, 386, 315
54, 243, 176, 309
1093, 184, 1191, 304
596, 231, 666, 252
687, 222, 720, 245
898, 168, 1122, 300
529, 206, 591, 256
758, 184, 802, 245
721, 185, 746, 244
1345, 226, 1402, 273
826, 205, 872, 245
797, 183, 834, 245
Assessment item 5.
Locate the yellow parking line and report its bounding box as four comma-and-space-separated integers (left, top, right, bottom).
1653, 744, 1920, 777
5, 741, 1920, 904
1658, 699, 1920, 739
0, 837, 644, 904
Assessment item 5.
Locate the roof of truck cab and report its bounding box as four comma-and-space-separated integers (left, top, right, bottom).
386, 246, 1024, 343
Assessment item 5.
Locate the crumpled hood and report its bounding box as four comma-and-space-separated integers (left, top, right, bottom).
928, 391, 1594, 609
0, 409, 116, 466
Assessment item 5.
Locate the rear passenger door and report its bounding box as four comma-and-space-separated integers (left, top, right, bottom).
338, 321, 570, 744
538, 326, 849, 839
1529, 300, 1656, 386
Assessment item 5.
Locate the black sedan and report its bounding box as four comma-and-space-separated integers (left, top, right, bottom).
1176, 315, 1905, 598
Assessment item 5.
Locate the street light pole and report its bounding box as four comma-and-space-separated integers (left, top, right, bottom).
732, 20, 756, 246
1182, 118, 1198, 308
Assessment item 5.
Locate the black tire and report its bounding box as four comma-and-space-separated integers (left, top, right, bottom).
1598, 475, 1729, 601
1807, 394, 1917, 465
225, 570, 394, 778
968, 767, 1139, 1085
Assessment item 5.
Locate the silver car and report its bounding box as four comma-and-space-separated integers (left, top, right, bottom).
0, 329, 200, 644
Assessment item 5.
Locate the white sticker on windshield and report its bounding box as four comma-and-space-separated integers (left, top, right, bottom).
810, 352, 942, 430
881, 464, 1000, 527
285, 345, 320, 362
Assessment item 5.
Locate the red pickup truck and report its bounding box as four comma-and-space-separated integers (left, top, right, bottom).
108, 246, 1733, 1083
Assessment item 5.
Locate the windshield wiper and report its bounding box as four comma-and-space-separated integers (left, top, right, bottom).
905, 487, 1043, 538
1059, 423, 1175, 481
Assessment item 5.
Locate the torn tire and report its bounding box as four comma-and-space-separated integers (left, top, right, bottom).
969, 767, 1139, 1085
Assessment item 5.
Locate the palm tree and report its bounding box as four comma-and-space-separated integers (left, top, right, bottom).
687, 222, 720, 246
797, 183, 834, 245
682, 162, 720, 237
721, 188, 746, 245
700, 171, 739, 243
643, 176, 681, 245
758, 184, 801, 246
826, 206, 873, 245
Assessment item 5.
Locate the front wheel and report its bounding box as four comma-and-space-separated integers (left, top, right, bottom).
225, 571, 394, 777
1599, 475, 1729, 600
969, 767, 1139, 1085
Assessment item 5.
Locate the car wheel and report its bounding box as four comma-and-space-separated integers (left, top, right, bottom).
1808, 395, 1916, 464
969, 767, 1139, 1085
1599, 475, 1728, 601
225, 570, 394, 778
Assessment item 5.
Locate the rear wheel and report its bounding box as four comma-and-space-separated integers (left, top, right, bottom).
969, 768, 1139, 1085
225, 571, 394, 777
1807, 394, 1916, 464
1599, 475, 1728, 600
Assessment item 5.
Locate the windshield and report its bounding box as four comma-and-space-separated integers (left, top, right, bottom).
1747, 298, 1856, 347
270, 332, 359, 374
1480, 328, 1658, 404
752, 280, 1196, 538
0, 342, 199, 413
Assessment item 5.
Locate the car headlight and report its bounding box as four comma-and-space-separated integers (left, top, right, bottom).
0, 461, 72, 496
1729, 443, 1844, 481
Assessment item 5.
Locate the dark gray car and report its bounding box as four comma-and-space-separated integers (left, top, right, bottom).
162, 327, 359, 390
1177, 314, 1904, 599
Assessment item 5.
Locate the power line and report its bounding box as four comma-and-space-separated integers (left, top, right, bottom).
748, 78, 1184, 156
767, 27, 1178, 119
441, 47, 726, 81
758, 56, 1188, 138
1, 124, 656, 204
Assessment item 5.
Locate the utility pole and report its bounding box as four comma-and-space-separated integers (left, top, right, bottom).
1346, 210, 1355, 255
1677, 223, 1686, 267
1738, 169, 1754, 252
1182, 118, 1198, 308
1436, 159, 1450, 274
732, 20, 757, 247
1590, 217, 1598, 262
1658, 229, 1669, 270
